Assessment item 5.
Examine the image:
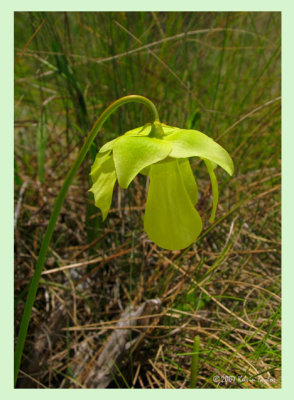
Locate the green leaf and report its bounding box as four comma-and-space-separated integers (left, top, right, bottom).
204, 159, 219, 223
113, 136, 171, 189
144, 159, 202, 250
164, 129, 234, 175
178, 159, 198, 205
89, 153, 116, 220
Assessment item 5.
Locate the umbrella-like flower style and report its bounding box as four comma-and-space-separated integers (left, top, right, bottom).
89, 121, 234, 251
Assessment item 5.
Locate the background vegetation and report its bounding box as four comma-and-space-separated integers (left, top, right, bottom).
14, 11, 281, 388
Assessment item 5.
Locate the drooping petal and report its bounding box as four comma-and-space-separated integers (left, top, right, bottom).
140, 159, 198, 206
144, 159, 202, 250
139, 159, 198, 205
113, 136, 171, 189
89, 152, 116, 221
178, 159, 198, 205
204, 159, 219, 223
99, 137, 120, 153
90, 150, 111, 181
164, 129, 234, 176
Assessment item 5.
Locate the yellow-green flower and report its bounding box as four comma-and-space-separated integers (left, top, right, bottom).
89, 121, 234, 251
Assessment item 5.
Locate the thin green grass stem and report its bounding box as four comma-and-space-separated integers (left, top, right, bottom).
14, 95, 159, 386
190, 335, 200, 388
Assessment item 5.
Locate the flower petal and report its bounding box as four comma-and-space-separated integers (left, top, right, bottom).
161, 123, 181, 136
204, 159, 219, 223
164, 129, 234, 175
124, 123, 152, 137
99, 138, 120, 153
178, 159, 198, 205
90, 150, 111, 181
113, 136, 171, 189
140, 159, 198, 205
99, 124, 152, 153
139, 165, 150, 176
123, 123, 179, 138
89, 153, 116, 221
144, 159, 202, 250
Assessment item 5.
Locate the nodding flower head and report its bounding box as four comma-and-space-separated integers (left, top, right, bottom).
89, 121, 234, 250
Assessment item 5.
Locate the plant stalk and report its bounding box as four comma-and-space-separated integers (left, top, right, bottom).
190, 335, 200, 388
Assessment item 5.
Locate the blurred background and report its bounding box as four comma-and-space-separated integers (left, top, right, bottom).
14, 12, 281, 388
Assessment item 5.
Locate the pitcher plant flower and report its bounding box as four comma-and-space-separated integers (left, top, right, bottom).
90, 121, 234, 250
14, 95, 233, 385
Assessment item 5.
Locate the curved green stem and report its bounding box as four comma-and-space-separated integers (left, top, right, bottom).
14, 95, 159, 386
